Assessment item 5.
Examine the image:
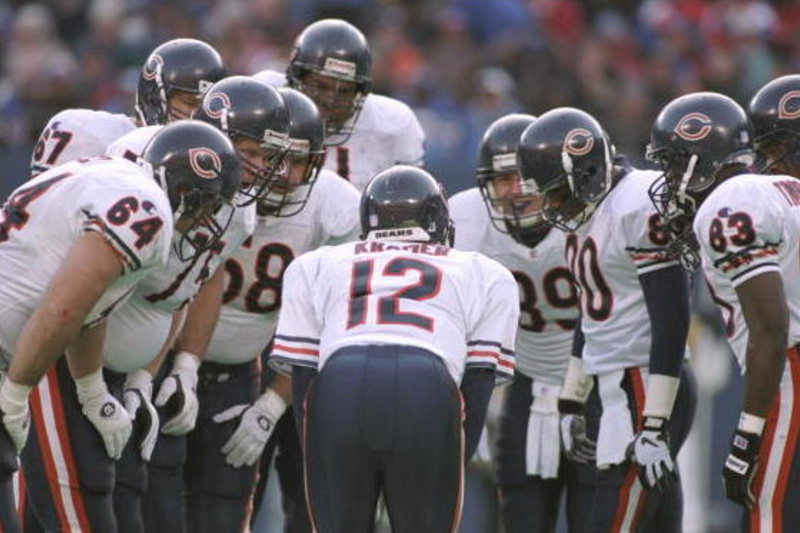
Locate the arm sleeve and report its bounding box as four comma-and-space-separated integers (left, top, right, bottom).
640, 264, 690, 377
460, 368, 495, 462
268, 258, 322, 374
465, 262, 519, 383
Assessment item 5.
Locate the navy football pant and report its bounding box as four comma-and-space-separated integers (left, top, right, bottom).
496, 372, 597, 533
185, 359, 259, 533
21, 357, 122, 532
303, 345, 464, 533
586, 365, 697, 533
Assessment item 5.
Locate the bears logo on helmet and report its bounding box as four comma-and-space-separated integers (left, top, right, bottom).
564, 128, 595, 156
188, 147, 222, 180
778, 90, 800, 120
674, 113, 713, 142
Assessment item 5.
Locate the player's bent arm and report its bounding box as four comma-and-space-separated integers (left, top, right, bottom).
736, 271, 789, 420
174, 267, 225, 359
639, 265, 690, 419
8, 231, 124, 386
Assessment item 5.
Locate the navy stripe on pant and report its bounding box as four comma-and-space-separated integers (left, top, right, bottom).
303, 345, 463, 533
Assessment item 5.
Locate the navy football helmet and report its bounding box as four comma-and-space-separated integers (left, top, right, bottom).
193, 76, 291, 207
360, 166, 454, 246
476, 113, 550, 247
517, 108, 614, 231
135, 39, 227, 126
287, 19, 372, 146
142, 120, 240, 260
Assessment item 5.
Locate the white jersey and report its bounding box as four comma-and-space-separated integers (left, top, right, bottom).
105, 125, 163, 160
450, 188, 579, 384
695, 173, 800, 371
0, 157, 173, 362
31, 109, 136, 175
206, 169, 360, 365
570, 169, 679, 375
101, 124, 258, 371
270, 239, 519, 385
253, 69, 425, 191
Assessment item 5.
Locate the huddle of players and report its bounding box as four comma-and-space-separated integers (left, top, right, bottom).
1, 13, 799, 533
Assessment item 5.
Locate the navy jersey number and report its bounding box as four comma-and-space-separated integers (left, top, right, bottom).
347, 257, 442, 331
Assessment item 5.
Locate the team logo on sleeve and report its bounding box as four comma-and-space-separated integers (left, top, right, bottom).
674, 113, 712, 141
142, 54, 164, 81
563, 128, 594, 156
188, 147, 222, 180
203, 91, 232, 123
778, 91, 800, 120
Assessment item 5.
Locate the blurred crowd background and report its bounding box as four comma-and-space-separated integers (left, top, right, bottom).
2, 0, 799, 192
0, 1, 794, 531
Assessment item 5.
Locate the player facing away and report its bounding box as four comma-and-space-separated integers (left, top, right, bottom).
517, 108, 697, 532
649, 91, 800, 532
254, 18, 425, 190
30, 38, 226, 177
269, 166, 519, 533
0, 120, 241, 532
450, 113, 592, 533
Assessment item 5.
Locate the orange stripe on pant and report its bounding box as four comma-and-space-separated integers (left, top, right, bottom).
750, 348, 800, 532
29, 369, 92, 532
610, 367, 647, 533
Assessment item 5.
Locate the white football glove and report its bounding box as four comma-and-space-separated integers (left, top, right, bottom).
123, 370, 159, 462
0, 377, 32, 453
75, 369, 132, 460
155, 351, 200, 436
626, 416, 675, 492
212, 388, 287, 468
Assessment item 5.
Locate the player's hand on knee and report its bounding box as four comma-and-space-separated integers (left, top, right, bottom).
212, 388, 287, 468
626, 416, 675, 492
75, 369, 132, 460
722, 414, 764, 509
154, 351, 200, 436
560, 413, 596, 464
0, 377, 32, 454
123, 369, 159, 461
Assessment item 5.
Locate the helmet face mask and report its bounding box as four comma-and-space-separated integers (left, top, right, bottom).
287, 19, 372, 146
172, 189, 235, 262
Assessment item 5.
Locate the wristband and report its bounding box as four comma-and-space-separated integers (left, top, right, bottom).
643, 373, 680, 419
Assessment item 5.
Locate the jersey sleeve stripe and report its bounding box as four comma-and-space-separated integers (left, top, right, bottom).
273, 334, 320, 345
730, 263, 782, 285
714, 246, 779, 274
272, 343, 319, 357
83, 215, 142, 271
267, 355, 318, 376
467, 340, 502, 348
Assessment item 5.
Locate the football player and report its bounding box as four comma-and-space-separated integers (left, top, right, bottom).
517, 108, 697, 531
254, 18, 425, 191
103, 76, 291, 533
181, 86, 359, 532
649, 91, 800, 531
270, 165, 518, 532
0, 121, 240, 532
30, 38, 226, 177
450, 113, 592, 533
